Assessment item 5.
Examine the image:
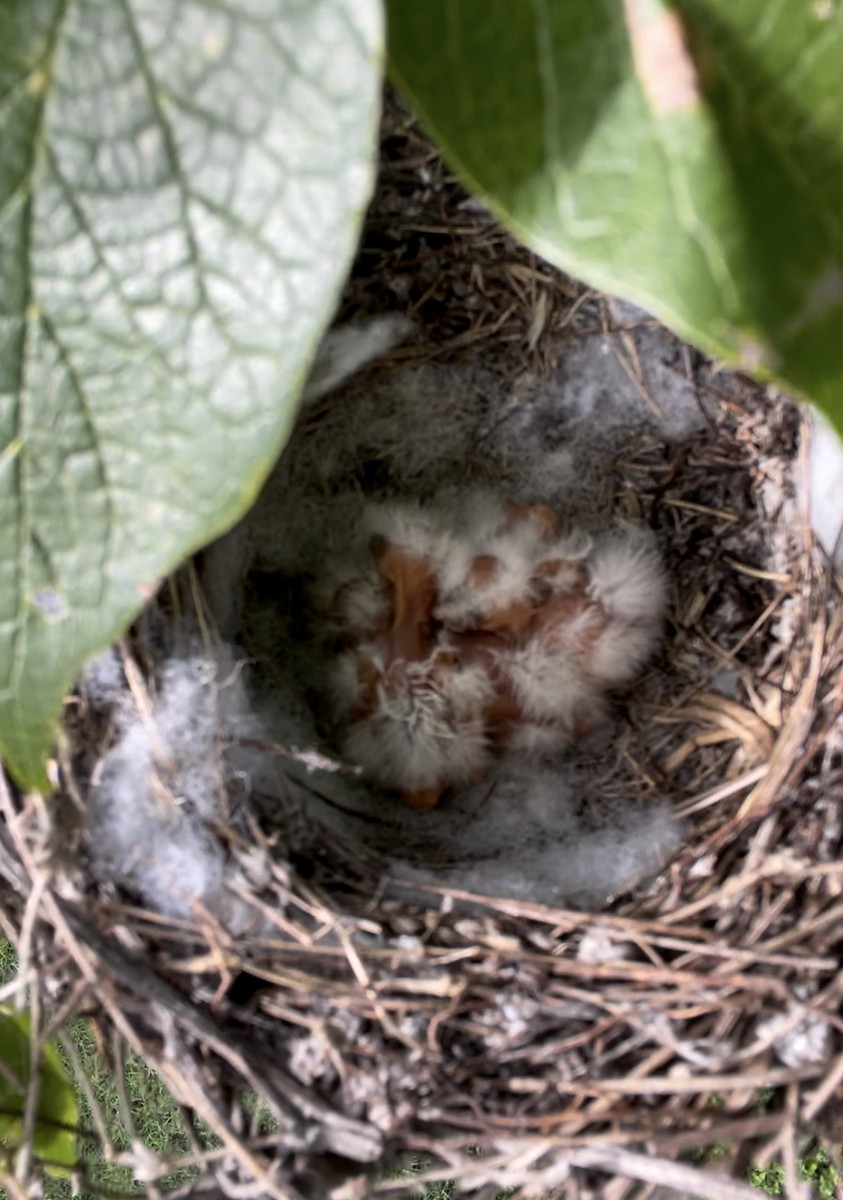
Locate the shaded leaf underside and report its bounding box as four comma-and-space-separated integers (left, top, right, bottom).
387, 0, 843, 424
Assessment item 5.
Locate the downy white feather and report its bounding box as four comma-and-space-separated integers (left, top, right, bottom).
587, 532, 667, 623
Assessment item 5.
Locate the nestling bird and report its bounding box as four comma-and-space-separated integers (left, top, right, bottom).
322, 495, 666, 809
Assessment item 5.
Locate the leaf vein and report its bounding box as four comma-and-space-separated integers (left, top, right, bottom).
9, 0, 72, 707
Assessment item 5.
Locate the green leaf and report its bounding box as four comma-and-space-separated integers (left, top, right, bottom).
386, 0, 843, 424
0, 0, 382, 788
0, 1007, 78, 1177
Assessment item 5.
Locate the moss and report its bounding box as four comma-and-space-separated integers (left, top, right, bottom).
749, 1162, 785, 1195
797, 1143, 841, 1200
749, 1144, 841, 1199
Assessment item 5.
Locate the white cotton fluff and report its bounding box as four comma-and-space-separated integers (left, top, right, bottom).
755, 1002, 832, 1070
390, 763, 681, 909
81, 648, 127, 706
87, 651, 269, 932
551, 304, 708, 443
807, 409, 843, 566
427, 486, 510, 544
301, 315, 416, 405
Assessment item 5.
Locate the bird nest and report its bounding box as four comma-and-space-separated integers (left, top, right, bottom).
2, 101, 843, 1200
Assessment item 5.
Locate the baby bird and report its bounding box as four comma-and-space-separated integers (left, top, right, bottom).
323, 495, 666, 810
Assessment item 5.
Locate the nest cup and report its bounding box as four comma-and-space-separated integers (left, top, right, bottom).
2, 106, 842, 1200
198, 439, 679, 912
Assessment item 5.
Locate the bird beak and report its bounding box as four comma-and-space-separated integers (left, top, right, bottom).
401, 785, 444, 810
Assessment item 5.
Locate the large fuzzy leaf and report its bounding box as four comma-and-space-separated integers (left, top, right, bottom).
0, 0, 382, 788
387, 0, 843, 424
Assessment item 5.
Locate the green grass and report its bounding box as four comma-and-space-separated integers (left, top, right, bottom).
0, 941, 17, 984
53, 1019, 205, 1197
1, 938, 205, 1197
750, 1145, 841, 1199
390, 1157, 458, 1199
